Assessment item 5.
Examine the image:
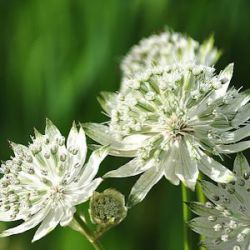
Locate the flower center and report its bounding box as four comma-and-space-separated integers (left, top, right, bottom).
165, 114, 190, 137
50, 185, 65, 202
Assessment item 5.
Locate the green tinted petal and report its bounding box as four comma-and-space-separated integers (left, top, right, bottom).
233, 153, 250, 176
128, 166, 164, 207
217, 141, 250, 154
104, 158, 153, 178
97, 91, 118, 115
198, 153, 235, 183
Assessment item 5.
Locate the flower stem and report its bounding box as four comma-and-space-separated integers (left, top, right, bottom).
196, 175, 206, 250
181, 184, 192, 250
196, 174, 206, 203
71, 214, 104, 250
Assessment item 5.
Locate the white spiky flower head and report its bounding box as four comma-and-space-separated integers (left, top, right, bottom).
0, 119, 108, 242
121, 29, 221, 87
85, 63, 250, 206
190, 154, 250, 250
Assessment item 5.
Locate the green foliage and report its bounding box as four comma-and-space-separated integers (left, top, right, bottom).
0, 0, 249, 249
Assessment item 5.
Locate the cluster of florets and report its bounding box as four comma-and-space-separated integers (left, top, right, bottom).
1, 28, 250, 250
112, 64, 219, 141
89, 189, 127, 226
121, 30, 220, 81
86, 61, 250, 202
190, 154, 250, 250
0, 120, 108, 242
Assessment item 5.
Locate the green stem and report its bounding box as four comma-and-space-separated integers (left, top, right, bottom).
196, 175, 206, 250
196, 175, 206, 204
71, 214, 104, 250
95, 224, 113, 240
181, 184, 192, 250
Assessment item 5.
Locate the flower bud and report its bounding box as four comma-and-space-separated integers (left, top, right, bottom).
89, 189, 127, 227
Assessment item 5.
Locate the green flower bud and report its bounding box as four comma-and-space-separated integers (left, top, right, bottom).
89, 189, 127, 227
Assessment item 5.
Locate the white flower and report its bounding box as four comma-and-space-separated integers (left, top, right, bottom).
190, 154, 250, 250
0, 119, 108, 242
84, 63, 250, 206
121, 29, 221, 88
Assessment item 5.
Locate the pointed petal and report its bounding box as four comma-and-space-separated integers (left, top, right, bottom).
108, 133, 149, 156
45, 118, 61, 139
82, 123, 118, 146
238, 89, 250, 107
9, 142, 30, 157
202, 64, 233, 107
104, 158, 153, 178
0, 206, 50, 238
204, 177, 249, 214
201, 180, 223, 202
97, 92, 117, 115
122, 134, 149, 145
189, 217, 220, 238
233, 153, 250, 176
128, 164, 164, 207
0, 212, 19, 222
107, 148, 138, 157
198, 152, 235, 183
83, 123, 142, 153
163, 149, 180, 185
32, 206, 64, 242
223, 89, 250, 113
219, 63, 234, 84
216, 141, 250, 154
67, 122, 87, 165
89, 144, 137, 157
188, 202, 221, 217
232, 103, 250, 127
220, 90, 250, 123
175, 140, 199, 190
206, 64, 233, 105
78, 146, 109, 185
199, 35, 221, 66
34, 128, 43, 139
60, 207, 76, 227
67, 178, 102, 206
219, 124, 250, 143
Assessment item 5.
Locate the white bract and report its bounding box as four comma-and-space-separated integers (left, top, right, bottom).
121, 30, 221, 87
85, 63, 250, 206
0, 119, 108, 242
190, 154, 250, 250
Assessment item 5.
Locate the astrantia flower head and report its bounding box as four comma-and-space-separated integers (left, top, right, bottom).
85, 63, 250, 205
0, 119, 108, 242
121, 29, 221, 84
190, 154, 250, 250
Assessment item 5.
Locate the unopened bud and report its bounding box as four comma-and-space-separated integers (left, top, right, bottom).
89, 189, 127, 227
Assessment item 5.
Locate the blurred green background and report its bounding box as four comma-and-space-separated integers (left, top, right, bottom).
0, 0, 250, 249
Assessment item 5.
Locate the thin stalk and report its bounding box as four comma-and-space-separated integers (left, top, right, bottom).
196, 174, 206, 203
71, 213, 104, 250
181, 184, 192, 250
196, 175, 206, 250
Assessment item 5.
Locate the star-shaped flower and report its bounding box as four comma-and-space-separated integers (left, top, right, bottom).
190, 154, 250, 250
0, 119, 108, 241
85, 63, 250, 206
